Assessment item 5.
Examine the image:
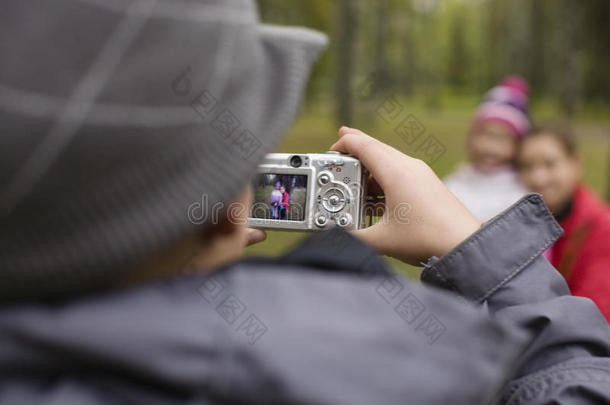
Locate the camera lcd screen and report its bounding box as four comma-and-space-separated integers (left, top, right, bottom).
251, 174, 307, 221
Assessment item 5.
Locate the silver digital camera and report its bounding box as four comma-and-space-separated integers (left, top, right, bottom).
248, 152, 368, 231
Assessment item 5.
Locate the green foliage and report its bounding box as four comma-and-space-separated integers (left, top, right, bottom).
257, 0, 610, 115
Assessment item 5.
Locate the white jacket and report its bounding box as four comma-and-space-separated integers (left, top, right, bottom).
444, 163, 527, 222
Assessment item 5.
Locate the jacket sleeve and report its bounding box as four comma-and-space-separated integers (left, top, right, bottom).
421, 194, 610, 405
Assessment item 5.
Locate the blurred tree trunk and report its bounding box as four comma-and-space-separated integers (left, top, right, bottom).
301, 0, 331, 103
486, 0, 508, 86
401, 11, 416, 96
372, 0, 390, 92
558, 0, 582, 117
528, 0, 547, 97
581, 0, 610, 104
421, 11, 441, 110
336, 0, 358, 125
507, 0, 530, 77
447, 10, 468, 89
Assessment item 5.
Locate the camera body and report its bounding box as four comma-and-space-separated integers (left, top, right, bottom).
248, 152, 368, 231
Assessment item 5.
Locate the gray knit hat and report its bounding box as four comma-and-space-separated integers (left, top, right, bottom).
0, 0, 327, 300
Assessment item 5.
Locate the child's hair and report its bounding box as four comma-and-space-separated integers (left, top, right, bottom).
523, 123, 578, 157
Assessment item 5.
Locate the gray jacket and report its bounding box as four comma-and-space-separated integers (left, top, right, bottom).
1, 194, 609, 404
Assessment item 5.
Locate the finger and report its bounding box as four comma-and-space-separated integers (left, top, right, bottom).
330, 130, 404, 189
245, 228, 266, 246
338, 126, 367, 138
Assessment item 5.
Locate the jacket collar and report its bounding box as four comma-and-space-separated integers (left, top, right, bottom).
243, 228, 393, 278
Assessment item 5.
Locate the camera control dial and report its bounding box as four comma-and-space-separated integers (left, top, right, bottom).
321, 187, 347, 213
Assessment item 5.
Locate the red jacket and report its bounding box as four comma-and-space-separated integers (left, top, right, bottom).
280, 191, 290, 209
550, 185, 610, 321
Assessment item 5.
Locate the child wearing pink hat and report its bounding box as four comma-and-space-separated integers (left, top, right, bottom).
444, 76, 530, 221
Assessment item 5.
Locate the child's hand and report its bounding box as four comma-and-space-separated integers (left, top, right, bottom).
331, 127, 481, 265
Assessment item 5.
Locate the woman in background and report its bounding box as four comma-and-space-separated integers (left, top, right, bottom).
518, 124, 610, 321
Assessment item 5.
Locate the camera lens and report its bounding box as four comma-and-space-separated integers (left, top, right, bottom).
289, 155, 303, 168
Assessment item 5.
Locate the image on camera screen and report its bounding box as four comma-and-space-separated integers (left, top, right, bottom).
251, 174, 307, 221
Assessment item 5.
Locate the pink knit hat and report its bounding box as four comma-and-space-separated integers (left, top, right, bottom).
473, 76, 531, 138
